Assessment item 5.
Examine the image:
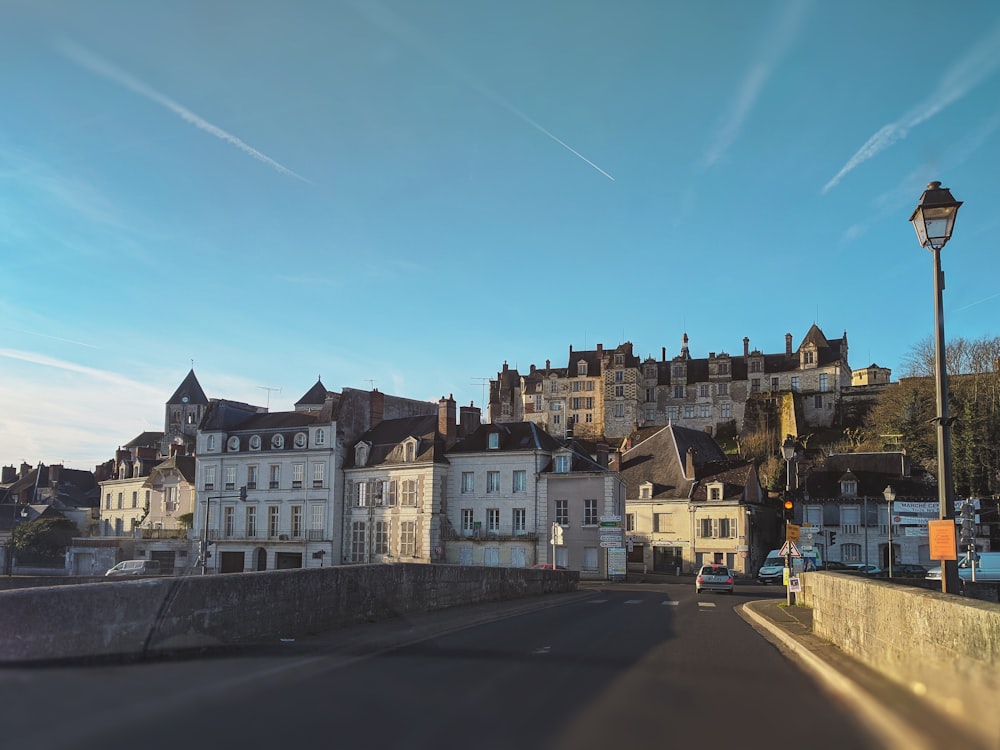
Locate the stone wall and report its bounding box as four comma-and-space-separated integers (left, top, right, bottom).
0, 564, 577, 663
801, 572, 1000, 748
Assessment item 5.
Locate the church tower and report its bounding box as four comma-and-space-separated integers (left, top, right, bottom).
162, 369, 208, 455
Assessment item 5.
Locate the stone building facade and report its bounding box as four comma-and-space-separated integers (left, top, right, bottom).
490, 325, 860, 440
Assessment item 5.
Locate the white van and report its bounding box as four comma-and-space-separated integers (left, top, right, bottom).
757, 547, 823, 584
925, 552, 1000, 582
105, 559, 161, 577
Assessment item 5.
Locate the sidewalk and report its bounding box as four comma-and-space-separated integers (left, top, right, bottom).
741, 600, 991, 750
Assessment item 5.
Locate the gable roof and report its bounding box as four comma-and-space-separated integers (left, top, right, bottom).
804, 452, 936, 501
614, 424, 728, 500
167, 369, 208, 405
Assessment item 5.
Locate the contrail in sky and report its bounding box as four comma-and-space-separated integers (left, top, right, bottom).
954, 291, 1000, 313
823, 21, 1000, 193
11, 329, 98, 349
56, 39, 311, 184
350, 0, 614, 181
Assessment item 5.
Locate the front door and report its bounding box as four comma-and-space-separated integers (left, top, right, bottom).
255, 548, 267, 571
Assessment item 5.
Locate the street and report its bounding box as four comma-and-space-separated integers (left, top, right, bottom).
2, 582, 880, 749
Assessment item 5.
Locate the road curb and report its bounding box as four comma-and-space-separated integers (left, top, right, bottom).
740, 602, 935, 750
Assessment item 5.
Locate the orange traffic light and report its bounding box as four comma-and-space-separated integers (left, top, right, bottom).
783, 499, 794, 511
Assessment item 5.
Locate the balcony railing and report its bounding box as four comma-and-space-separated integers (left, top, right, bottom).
140, 528, 188, 540
204, 529, 326, 542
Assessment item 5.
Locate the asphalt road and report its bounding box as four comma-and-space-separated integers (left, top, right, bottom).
2, 582, 881, 750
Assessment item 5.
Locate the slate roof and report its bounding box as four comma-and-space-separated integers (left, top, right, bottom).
148, 454, 196, 484
295, 378, 329, 407
613, 424, 729, 500
344, 414, 446, 468
448, 421, 562, 454
564, 347, 603, 376
167, 369, 208, 405
803, 452, 937, 501
689, 460, 758, 502
124, 432, 165, 449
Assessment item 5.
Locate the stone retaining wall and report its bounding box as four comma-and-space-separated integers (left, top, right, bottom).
801, 572, 1000, 748
0, 564, 577, 663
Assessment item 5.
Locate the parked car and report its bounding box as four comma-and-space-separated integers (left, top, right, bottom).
818, 561, 854, 572
696, 564, 734, 594
926, 552, 1000, 582
105, 559, 161, 577
891, 563, 927, 577
846, 563, 881, 576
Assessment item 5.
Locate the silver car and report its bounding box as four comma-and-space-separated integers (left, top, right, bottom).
696, 564, 734, 594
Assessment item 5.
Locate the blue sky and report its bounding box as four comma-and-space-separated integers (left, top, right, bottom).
3, 0, 1000, 470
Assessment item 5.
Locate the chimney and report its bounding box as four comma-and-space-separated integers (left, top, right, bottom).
438, 395, 457, 448
460, 402, 481, 437
20, 462, 30, 478
743, 337, 750, 357
48, 464, 63, 487
686, 447, 697, 479
597, 442, 609, 468
370, 389, 384, 426
662, 346, 666, 362
785, 333, 793, 357
709, 352, 715, 359
502, 361, 508, 373
597, 343, 603, 355
2, 466, 15, 484
545, 359, 551, 369
530, 364, 536, 374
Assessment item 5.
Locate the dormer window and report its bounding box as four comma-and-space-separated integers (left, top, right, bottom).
271, 434, 284, 449
639, 482, 653, 500
207, 434, 216, 451
294, 432, 307, 448
615, 353, 624, 366
706, 482, 724, 501
841, 479, 858, 497
227, 436, 240, 452
577, 361, 588, 376
355, 442, 370, 467
488, 433, 499, 450
250, 435, 261, 450
316, 429, 325, 445
554, 455, 570, 473
404, 439, 416, 462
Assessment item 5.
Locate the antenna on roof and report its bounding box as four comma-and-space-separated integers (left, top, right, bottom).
256, 385, 281, 409
471, 377, 490, 409
366, 379, 377, 390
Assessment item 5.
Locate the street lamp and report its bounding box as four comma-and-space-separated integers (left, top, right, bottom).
909, 181, 962, 594
781, 436, 798, 605
883, 485, 896, 579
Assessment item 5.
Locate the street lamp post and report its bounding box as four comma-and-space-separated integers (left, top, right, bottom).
909, 181, 962, 595
781, 436, 798, 606
884, 485, 896, 578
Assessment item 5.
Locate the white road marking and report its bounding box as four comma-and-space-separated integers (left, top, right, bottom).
662, 601, 679, 606
624, 599, 643, 605
532, 646, 551, 654
698, 601, 717, 609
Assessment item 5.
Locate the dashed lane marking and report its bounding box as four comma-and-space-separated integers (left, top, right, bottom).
662, 601, 679, 606
623, 599, 643, 605
698, 601, 717, 609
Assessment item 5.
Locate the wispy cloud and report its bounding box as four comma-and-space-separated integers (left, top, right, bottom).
55, 39, 312, 184
0, 348, 148, 388
8, 329, 98, 349
349, 0, 614, 181
823, 21, 1000, 194
703, 0, 810, 168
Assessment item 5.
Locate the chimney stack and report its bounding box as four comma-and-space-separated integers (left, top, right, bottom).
438, 395, 457, 448
662, 346, 666, 361
460, 402, 481, 438
597, 442, 609, 468
743, 337, 750, 357
686, 447, 697, 479
370, 388, 384, 427
785, 333, 793, 357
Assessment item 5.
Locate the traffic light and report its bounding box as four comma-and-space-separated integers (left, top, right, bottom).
828, 531, 837, 545
959, 501, 976, 548
239, 485, 248, 501
782, 498, 794, 521
551, 522, 564, 545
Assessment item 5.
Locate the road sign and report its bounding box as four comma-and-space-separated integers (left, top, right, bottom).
599, 521, 622, 528
778, 541, 802, 558
600, 540, 621, 548
785, 524, 800, 543
600, 515, 622, 522
600, 534, 623, 543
